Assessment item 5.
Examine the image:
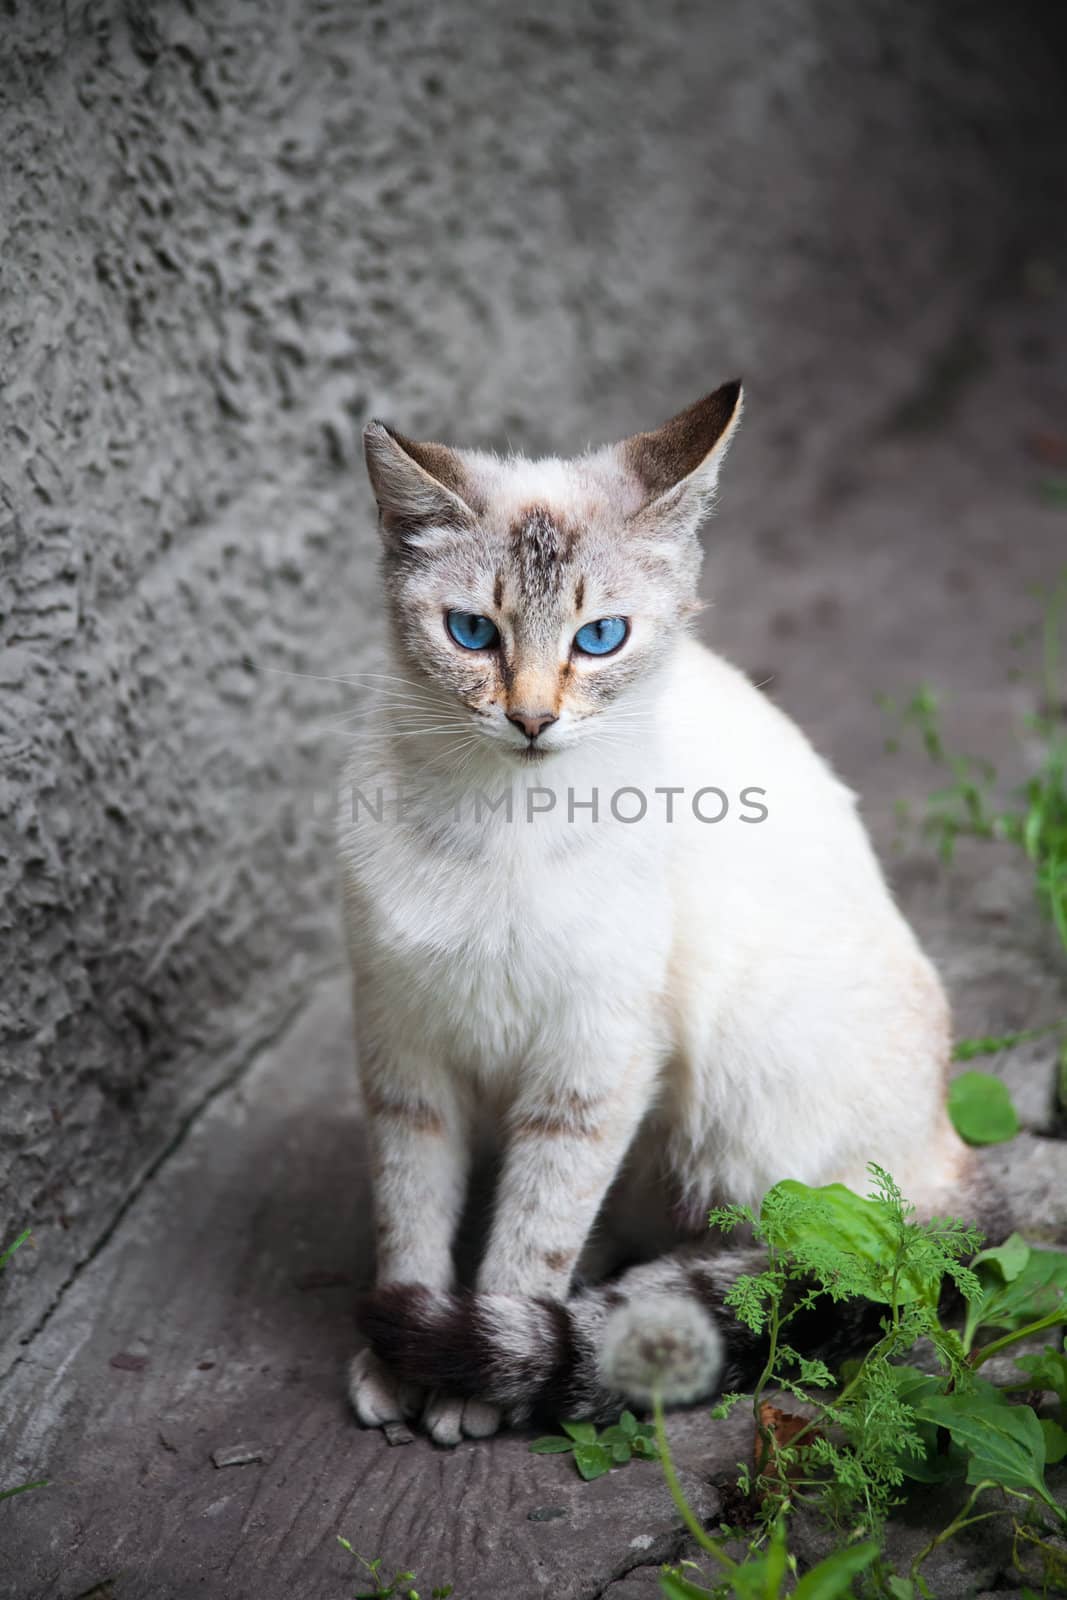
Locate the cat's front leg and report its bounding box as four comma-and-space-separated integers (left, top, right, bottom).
478, 1046, 659, 1301
362, 1063, 467, 1292
349, 1048, 477, 1435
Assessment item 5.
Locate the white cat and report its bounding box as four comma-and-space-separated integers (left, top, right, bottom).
338, 384, 973, 1446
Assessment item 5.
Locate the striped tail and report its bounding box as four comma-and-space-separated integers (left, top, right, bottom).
356, 1244, 815, 1425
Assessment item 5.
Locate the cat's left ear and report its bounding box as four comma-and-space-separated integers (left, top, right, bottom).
363, 421, 476, 541
619, 381, 743, 521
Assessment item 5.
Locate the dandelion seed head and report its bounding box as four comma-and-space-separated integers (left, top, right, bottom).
598, 1294, 724, 1405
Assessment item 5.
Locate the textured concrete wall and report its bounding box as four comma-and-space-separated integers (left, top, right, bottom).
2, 0, 1066, 1352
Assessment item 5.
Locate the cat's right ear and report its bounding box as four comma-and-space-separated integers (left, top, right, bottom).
363, 422, 475, 541
619, 381, 744, 523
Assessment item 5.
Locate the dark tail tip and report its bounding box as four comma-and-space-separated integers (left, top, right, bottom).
356, 1284, 496, 1395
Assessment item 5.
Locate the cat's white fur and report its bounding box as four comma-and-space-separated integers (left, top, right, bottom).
339, 386, 968, 1445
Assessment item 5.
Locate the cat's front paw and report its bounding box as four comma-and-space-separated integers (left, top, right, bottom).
348, 1347, 423, 1429
421, 1391, 501, 1447
354, 1288, 503, 1444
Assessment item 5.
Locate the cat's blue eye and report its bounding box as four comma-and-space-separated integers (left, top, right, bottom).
573, 617, 629, 657
446, 610, 500, 651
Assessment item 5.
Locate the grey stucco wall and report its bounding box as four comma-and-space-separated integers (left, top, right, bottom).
2, 0, 1066, 1354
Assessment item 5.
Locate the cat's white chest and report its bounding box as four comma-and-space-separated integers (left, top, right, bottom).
347, 802, 671, 1078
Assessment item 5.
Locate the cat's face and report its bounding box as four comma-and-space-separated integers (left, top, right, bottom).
364, 384, 742, 762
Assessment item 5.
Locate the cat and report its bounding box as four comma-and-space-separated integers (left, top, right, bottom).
339, 382, 978, 1447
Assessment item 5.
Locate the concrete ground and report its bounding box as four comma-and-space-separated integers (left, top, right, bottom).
3, 270, 1067, 1599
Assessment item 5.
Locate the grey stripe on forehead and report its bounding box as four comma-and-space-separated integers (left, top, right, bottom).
508, 505, 578, 599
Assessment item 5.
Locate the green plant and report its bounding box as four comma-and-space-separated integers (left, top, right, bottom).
337, 1539, 453, 1600
880, 574, 1067, 967
607, 1169, 1066, 1597
529, 1410, 659, 1479
703, 1169, 1006, 1541
879, 576, 1067, 1146
1, 1229, 48, 1503
659, 1511, 878, 1600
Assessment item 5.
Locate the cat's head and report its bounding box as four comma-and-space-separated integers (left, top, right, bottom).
363, 382, 742, 762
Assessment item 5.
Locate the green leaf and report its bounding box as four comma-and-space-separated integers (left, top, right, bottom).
796, 1355, 836, 1389
528, 1435, 575, 1454
948, 1072, 1020, 1145
1041, 1418, 1067, 1464
763, 1180, 938, 1305
711, 1392, 748, 1421
913, 1391, 1062, 1514
0, 1229, 31, 1272
560, 1420, 597, 1445
759, 1518, 790, 1599
659, 1573, 714, 1600
1014, 1344, 1067, 1410
572, 1442, 612, 1481
886, 1580, 914, 1600
883, 1366, 968, 1484
964, 1241, 1067, 1350
0, 1480, 48, 1502
618, 1409, 638, 1437
972, 1232, 1030, 1282
610, 1441, 632, 1464
792, 1542, 880, 1600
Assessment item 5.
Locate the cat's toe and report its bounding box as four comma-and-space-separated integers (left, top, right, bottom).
349, 1347, 422, 1428
461, 1397, 502, 1438
422, 1391, 465, 1447
422, 1392, 501, 1445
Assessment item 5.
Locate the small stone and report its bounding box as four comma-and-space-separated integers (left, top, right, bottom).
382, 1421, 415, 1446
211, 1442, 270, 1469
527, 1506, 569, 1522
109, 1352, 148, 1372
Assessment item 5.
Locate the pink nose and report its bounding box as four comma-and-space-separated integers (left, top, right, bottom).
507, 709, 558, 740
